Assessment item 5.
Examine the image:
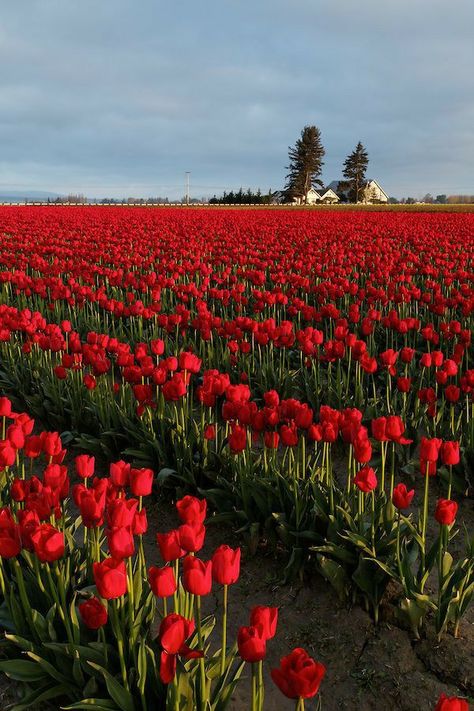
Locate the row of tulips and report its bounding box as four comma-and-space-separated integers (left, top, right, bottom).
0, 210, 472, 324
0, 396, 469, 709
0, 396, 330, 710
0, 374, 472, 635
0, 308, 471, 628
0, 302, 472, 447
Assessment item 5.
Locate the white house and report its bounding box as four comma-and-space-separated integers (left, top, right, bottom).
327, 179, 389, 204
291, 187, 340, 205
318, 188, 340, 204
305, 187, 322, 204
361, 180, 389, 204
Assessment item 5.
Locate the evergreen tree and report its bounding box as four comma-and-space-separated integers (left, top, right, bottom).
342, 142, 369, 203
285, 126, 325, 202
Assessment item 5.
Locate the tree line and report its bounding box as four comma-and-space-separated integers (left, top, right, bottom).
209, 188, 273, 205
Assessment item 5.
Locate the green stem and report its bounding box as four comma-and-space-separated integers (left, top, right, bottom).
251, 663, 258, 711
111, 599, 129, 691
196, 596, 207, 709
258, 659, 264, 711
220, 584, 228, 676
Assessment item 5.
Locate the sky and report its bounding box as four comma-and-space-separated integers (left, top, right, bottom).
1, 0, 474, 200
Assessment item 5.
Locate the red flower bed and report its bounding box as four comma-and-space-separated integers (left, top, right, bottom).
0, 206, 472, 709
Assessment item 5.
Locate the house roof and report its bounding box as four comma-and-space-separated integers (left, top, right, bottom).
326, 179, 388, 198
320, 188, 340, 199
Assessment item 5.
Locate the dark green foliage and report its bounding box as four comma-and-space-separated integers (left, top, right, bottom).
285, 126, 325, 202
342, 141, 369, 203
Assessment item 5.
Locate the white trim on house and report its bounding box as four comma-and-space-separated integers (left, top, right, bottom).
361, 180, 389, 204
319, 188, 340, 203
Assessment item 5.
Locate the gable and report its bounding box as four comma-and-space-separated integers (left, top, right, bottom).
320, 188, 339, 200
365, 180, 389, 199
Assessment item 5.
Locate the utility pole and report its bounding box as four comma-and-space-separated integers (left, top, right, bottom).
185, 172, 190, 205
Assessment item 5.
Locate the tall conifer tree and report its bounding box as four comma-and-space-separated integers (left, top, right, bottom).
285, 126, 325, 202
342, 142, 369, 203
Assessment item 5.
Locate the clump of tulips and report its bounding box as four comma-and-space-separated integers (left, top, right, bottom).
0, 397, 327, 710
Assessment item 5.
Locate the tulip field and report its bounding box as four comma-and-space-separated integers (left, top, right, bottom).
0, 205, 472, 710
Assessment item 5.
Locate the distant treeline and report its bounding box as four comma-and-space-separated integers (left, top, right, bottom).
209, 188, 272, 205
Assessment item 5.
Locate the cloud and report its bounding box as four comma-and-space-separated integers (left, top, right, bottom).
0, 0, 473, 198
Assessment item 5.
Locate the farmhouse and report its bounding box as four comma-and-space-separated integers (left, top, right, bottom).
291, 187, 341, 205
327, 179, 389, 204
361, 179, 389, 203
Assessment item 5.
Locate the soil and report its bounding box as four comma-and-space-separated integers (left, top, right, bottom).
0, 478, 472, 710
146, 491, 474, 710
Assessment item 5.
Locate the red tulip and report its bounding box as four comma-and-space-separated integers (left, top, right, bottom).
107, 498, 138, 528
31, 523, 64, 562
182, 556, 212, 595
204, 424, 216, 440
420, 437, 442, 462
109, 460, 131, 488
129, 467, 154, 496
237, 625, 267, 662
132, 509, 148, 535
107, 526, 135, 559
440, 441, 460, 466
79, 597, 108, 630
75, 479, 108, 528
0, 508, 21, 558
228, 424, 247, 453
93, 558, 127, 599
0, 397, 12, 417
176, 495, 207, 526
157, 529, 185, 562
148, 565, 177, 597
371, 417, 388, 442
392, 483, 415, 510
354, 466, 377, 493
271, 647, 326, 699
211, 544, 241, 585
250, 606, 278, 640
434, 693, 469, 710
75, 454, 95, 479
178, 523, 206, 553
158, 613, 202, 683
42, 432, 63, 458
434, 499, 458, 526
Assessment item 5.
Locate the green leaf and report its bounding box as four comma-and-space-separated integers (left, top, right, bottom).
26, 651, 73, 685
310, 543, 356, 565
4, 633, 35, 653
137, 640, 147, 695
0, 659, 48, 682
62, 700, 120, 710
10, 683, 70, 711
43, 642, 107, 666
316, 554, 350, 600
87, 662, 135, 711
156, 467, 177, 484
70, 596, 81, 645
0, 600, 15, 632
442, 551, 454, 578
31, 609, 49, 641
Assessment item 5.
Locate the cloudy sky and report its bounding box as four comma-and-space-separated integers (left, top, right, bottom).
1, 0, 474, 199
